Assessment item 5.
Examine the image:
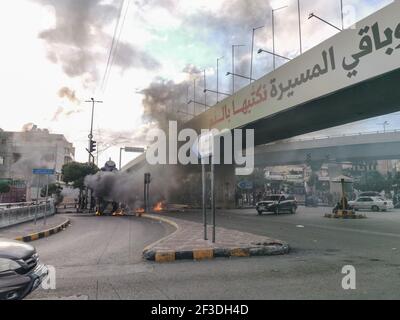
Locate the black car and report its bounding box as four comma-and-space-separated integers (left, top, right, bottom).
0, 238, 48, 300
256, 194, 298, 215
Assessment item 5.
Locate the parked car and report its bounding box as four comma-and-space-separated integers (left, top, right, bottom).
256, 194, 297, 215
349, 197, 394, 212
0, 238, 48, 300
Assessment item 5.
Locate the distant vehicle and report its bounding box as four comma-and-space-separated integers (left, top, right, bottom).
0, 238, 48, 300
349, 197, 394, 212
305, 195, 321, 207
256, 195, 297, 215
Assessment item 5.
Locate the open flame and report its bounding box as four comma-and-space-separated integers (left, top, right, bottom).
135, 208, 145, 216
112, 208, 125, 216
153, 201, 166, 212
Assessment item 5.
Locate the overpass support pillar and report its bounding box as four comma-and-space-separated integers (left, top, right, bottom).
215, 164, 236, 209
327, 162, 343, 194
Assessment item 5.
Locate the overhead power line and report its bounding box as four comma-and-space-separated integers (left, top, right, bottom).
100, 0, 125, 93
102, 0, 132, 92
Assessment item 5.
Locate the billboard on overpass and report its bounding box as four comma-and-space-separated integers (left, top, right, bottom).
190, 2, 400, 131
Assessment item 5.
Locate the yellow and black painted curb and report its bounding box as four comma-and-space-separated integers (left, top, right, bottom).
141, 214, 290, 263
14, 218, 71, 243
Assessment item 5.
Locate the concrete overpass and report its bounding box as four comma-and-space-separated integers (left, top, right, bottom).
123, 2, 400, 208
254, 130, 400, 167
187, 2, 400, 146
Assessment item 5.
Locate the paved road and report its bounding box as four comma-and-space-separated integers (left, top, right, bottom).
28, 208, 400, 300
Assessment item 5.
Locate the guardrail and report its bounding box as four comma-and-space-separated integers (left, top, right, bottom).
0, 201, 55, 229
0, 200, 49, 209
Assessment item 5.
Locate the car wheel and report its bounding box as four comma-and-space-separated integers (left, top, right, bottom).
372, 205, 380, 212
257, 210, 262, 215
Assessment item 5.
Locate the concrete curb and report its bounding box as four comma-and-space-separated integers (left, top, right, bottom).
14, 218, 71, 243
141, 214, 290, 263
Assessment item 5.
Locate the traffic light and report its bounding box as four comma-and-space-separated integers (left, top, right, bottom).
90, 140, 97, 153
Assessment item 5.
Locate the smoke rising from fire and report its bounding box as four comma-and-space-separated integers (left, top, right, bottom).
58, 87, 79, 104
140, 77, 189, 131
84, 165, 181, 209
32, 0, 160, 87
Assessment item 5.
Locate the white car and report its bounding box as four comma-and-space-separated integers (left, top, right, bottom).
349, 197, 394, 212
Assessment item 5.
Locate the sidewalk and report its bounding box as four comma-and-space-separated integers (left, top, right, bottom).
0, 215, 69, 240
142, 214, 289, 262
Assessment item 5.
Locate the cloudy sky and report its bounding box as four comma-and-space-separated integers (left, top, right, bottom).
0, 0, 396, 167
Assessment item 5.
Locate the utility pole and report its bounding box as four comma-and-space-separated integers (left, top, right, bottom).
85, 97, 102, 212
85, 98, 103, 164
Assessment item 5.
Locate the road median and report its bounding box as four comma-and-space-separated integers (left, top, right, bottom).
14, 217, 70, 242
142, 213, 289, 263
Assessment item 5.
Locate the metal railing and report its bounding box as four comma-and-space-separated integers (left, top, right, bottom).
0, 200, 55, 229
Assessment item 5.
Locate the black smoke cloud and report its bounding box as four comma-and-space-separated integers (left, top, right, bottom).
32, 0, 160, 85
84, 165, 182, 209
140, 77, 190, 130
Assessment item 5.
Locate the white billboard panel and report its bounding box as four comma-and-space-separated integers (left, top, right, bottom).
193, 2, 400, 131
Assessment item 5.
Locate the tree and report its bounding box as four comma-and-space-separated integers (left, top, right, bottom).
62, 162, 99, 209
0, 181, 10, 194
41, 183, 64, 206
354, 171, 388, 192
61, 162, 99, 190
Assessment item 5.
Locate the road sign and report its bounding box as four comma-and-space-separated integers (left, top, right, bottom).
238, 180, 253, 190
32, 168, 55, 175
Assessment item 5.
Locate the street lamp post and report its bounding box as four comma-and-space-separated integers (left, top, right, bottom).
203, 89, 231, 97
272, 5, 288, 70
340, 0, 344, 30
217, 56, 224, 103
257, 49, 292, 62
119, 147, 125, 170
231, 44, 245, 94
378, 121, 390, 133
119, 146, 146, 170
297, 0, 303, 55
187, 100, 211, 108
226, 72, 256, 82
204, 69, 207, 111
250, 26, 264, 83
308, 12, 342, 32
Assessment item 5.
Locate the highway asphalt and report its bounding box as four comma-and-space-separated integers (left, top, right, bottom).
27, 208, 400, 300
